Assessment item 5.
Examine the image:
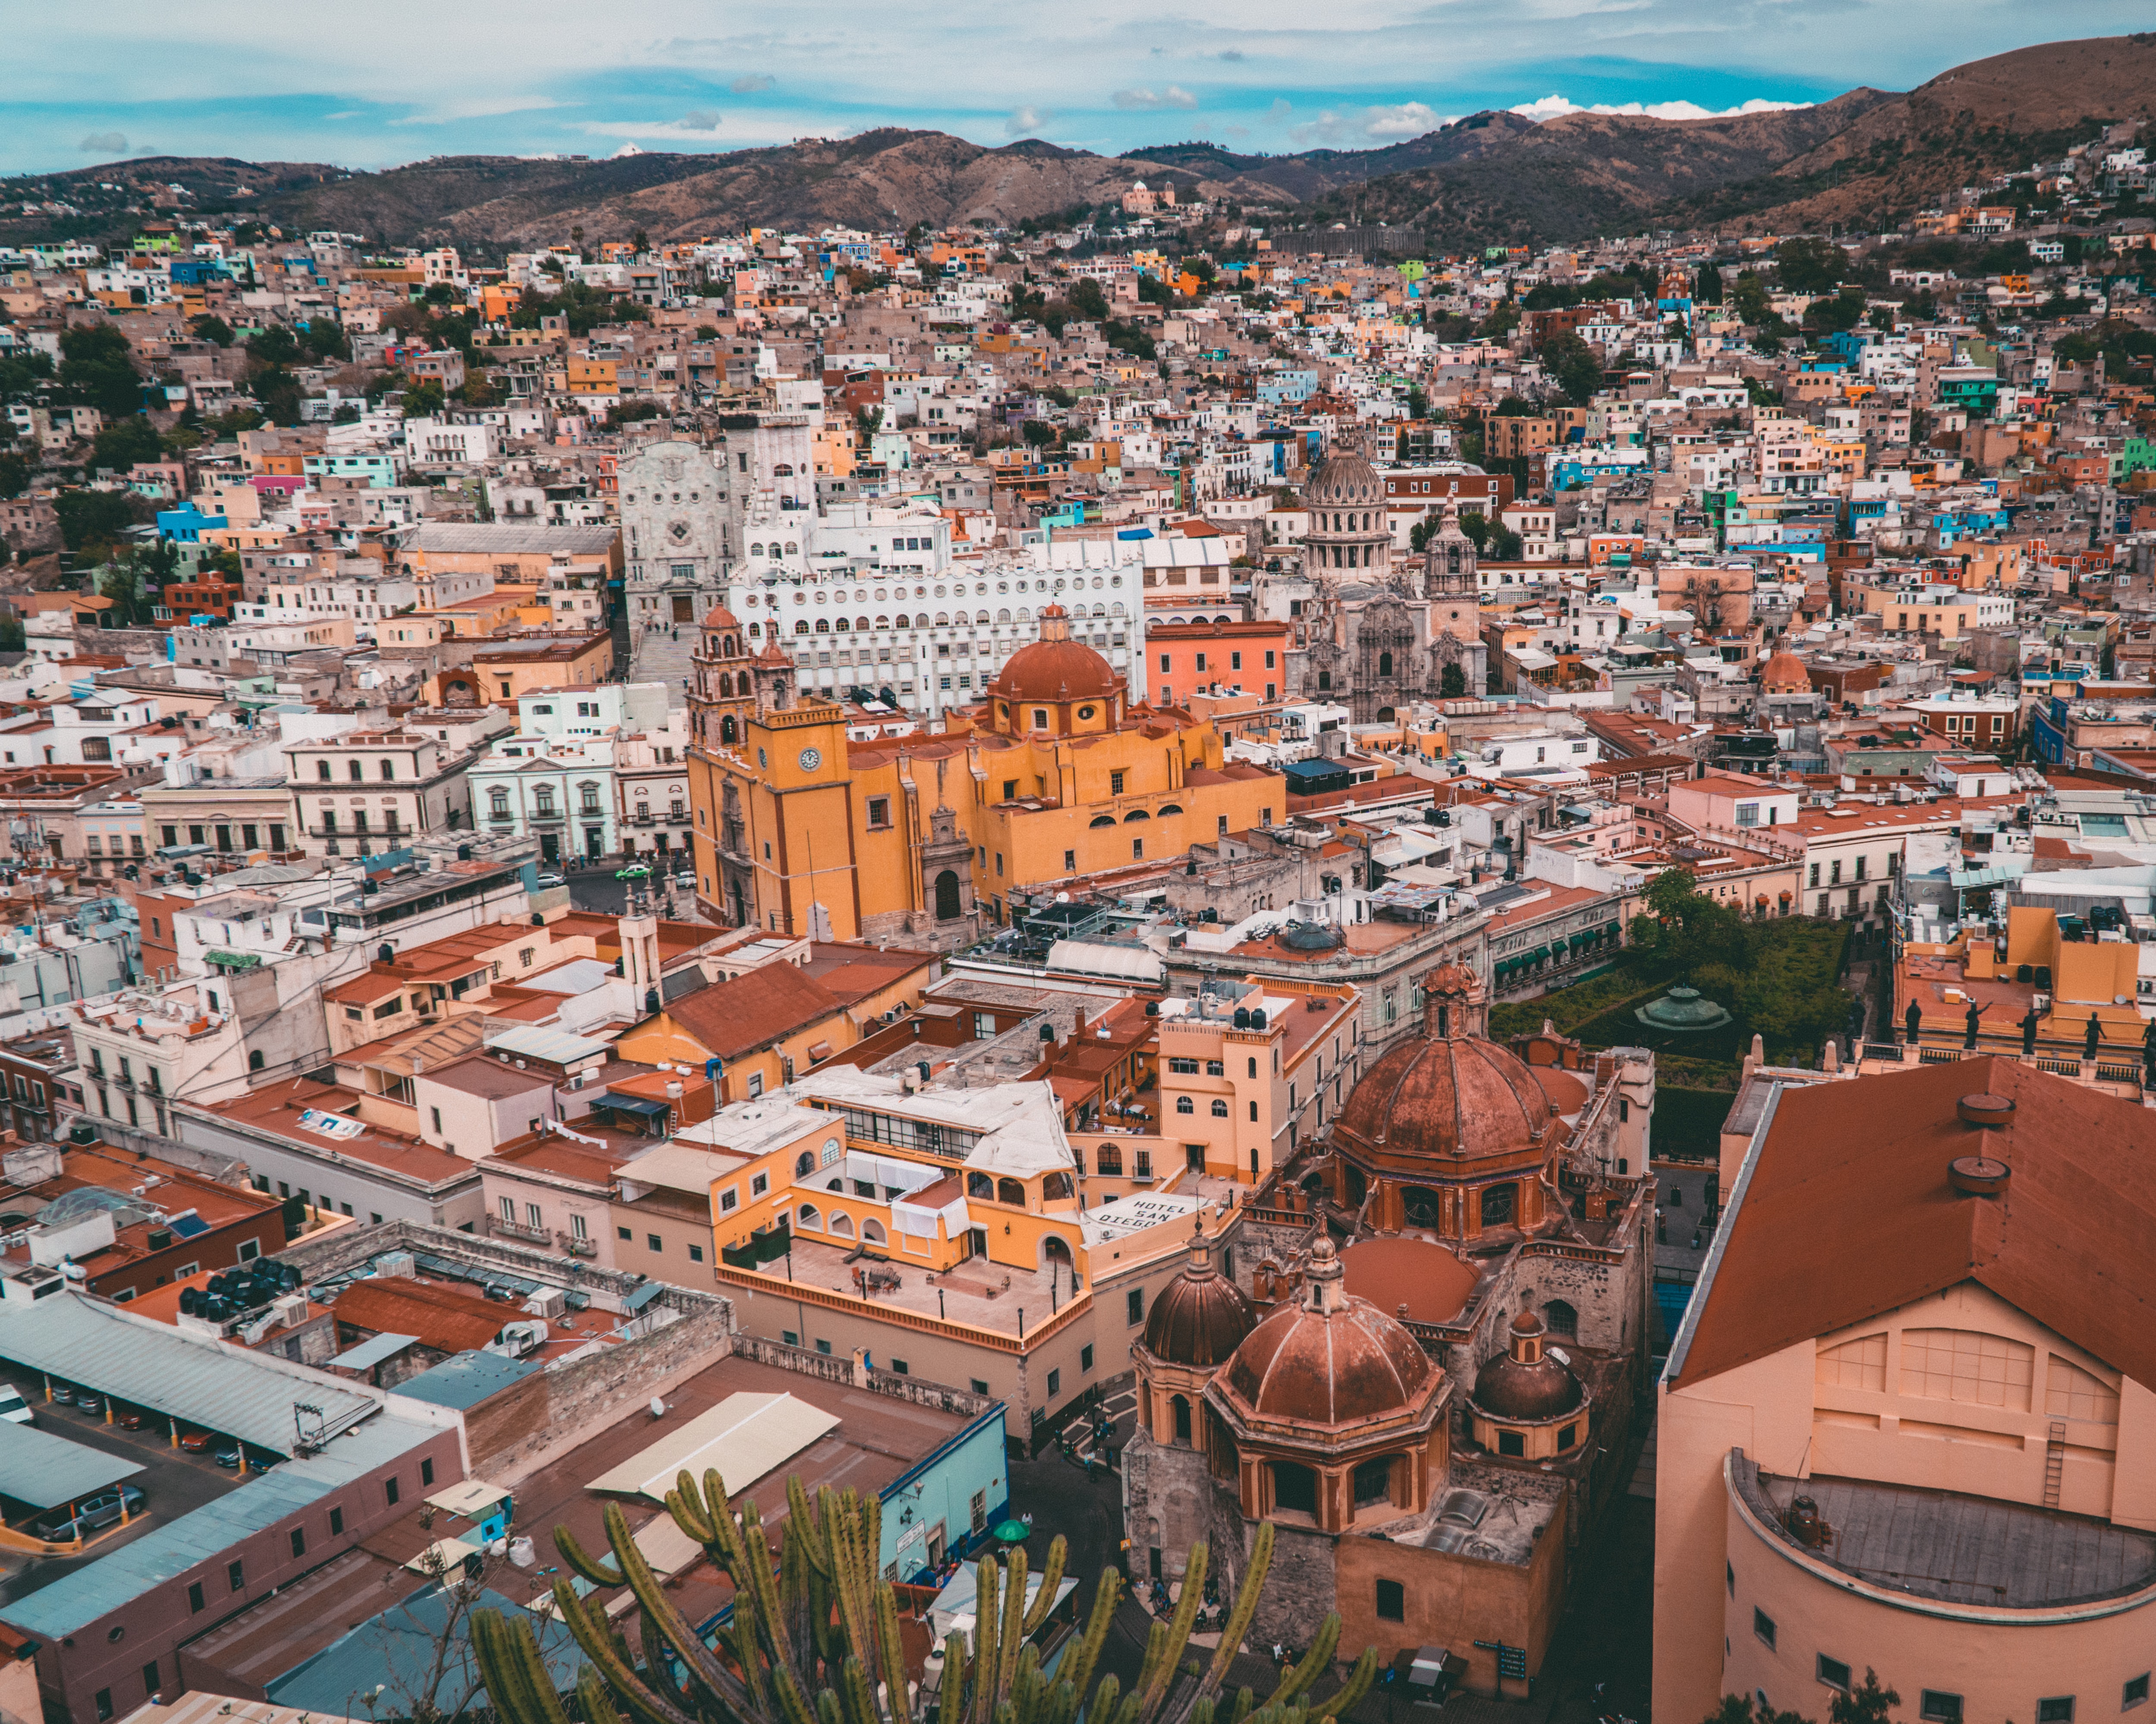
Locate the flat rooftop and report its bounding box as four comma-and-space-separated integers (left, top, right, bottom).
1739, 1457, 2156, 1609
739, 1234, 1069, 1340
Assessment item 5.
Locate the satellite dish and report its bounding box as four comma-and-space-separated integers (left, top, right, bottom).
649, 1396, 667, 1419
1055, 892, 1070, 904
1548, 1346, 1572, 1367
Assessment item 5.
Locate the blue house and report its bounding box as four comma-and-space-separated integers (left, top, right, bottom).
156, 502, 226, 544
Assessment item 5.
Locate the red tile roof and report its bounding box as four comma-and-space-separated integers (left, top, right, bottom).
1671, 1058, 2156, 1393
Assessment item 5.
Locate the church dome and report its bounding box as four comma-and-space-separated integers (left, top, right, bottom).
987, 605, 1121, 704
1304, 439, 1382, 508
1759, 649, 1809, 694
1143, 1227, 1257, 1367
1470, 1309, 1583, 1422
1332, 966, 1566, 1169
1218, 1238, 1435, 1427
702, 602, 741, 632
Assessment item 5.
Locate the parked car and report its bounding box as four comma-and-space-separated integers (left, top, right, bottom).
614, 864, 652, 882
533, 870, 564, 889
117, 1409, 144, 1431
177, 1430, 212, 1452
0, 1386, 31, 1427
213, 1445, 255, 1471
74, 1392, 104, 1416
31, 1484, 146, 1542
49, 1384, 73, 1406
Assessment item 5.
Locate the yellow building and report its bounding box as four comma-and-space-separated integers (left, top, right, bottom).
686, 604, 1285, 943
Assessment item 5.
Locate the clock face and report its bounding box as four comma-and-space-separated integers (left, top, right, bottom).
798, 747, 822, 771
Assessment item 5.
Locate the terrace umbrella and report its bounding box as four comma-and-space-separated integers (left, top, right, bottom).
993, 1519, 1029, 1546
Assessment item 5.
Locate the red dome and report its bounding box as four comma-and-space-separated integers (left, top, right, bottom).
1218, 1239, 1435, 1428
1143, 1230, 1257, 1366
1332, 1020, 1564, 1168
702, 603, 741, 631
987, 605, 1120, 704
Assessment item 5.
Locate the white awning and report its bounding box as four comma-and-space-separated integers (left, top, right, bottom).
584, 1392, 839, 1502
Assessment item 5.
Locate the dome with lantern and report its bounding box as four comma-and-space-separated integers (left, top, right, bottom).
985, 605, 1125, 735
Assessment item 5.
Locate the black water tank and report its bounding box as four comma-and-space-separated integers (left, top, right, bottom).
1250, 1008, 1267, 1029
378, 943, 395, 964
1232, 1007, 1251, 1029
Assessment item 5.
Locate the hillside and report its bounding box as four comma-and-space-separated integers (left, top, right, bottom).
3, 33, 2152, 255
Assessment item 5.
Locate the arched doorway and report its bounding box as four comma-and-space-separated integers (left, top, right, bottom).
934, 870, 962, 920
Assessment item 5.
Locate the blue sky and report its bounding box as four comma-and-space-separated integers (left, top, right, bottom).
4, 0, 2149, 177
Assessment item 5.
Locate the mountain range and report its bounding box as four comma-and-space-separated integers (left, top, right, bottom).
6, 34, 2153, 258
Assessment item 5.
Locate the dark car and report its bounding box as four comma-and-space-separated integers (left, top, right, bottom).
74, 1392, 104, 1416
31, 1484, 146, 1542
213, 1445, 257, 1470
49, 1384, 73, 1406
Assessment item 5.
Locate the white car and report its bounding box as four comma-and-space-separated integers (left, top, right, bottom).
0, 1386, 33, 1426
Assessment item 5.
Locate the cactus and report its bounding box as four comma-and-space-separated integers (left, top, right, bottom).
473, 1472, 1372, 1724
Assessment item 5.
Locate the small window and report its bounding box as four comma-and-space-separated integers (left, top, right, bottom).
649, 1233, 662, 1252
1081, 1344, 1095, 1372
96, 1693, 113, 1723
1375, 1578, 1404, 1622
2125, 1675, 2150, 1711
329, 1506, 344, 1536
971, 1379, 990, 1397
1726, 1560, 1734, 1596
228, 1559, 245, 1592
1047, 1368, 1060, 1396
2037, 1702, 2074, 1724
420, 1458, 435, 1487
891, 1360, 909, 1375
385, 1476, 401, 1506
187, 1581, 205, 1614
689, 1244, 705, 1263
1817, 1655, 1851, 1691
1752, 1608, 1776, 1651
1128, 1289, 1144, 1324
1497, 1430, 1524, 1456
290, 1528, 306, 1558
1921, 1694, 1963, 1724
618, 1226, 632, 1240
815, 1339, 832, 1356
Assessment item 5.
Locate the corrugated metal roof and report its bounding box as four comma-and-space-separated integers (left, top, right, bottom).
266, 1581, 586, 1712
0, 1420, 144, 1508
407, 523, 618, 555
328, 1332, 419, 1372
393, 1350, 539, 1411
483, 1023, 612, 1066
0, 1293, 375, 1453
0, 1416, 433, 1638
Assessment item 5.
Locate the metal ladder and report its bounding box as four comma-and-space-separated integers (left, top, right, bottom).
2043, 1420, 2066, 1508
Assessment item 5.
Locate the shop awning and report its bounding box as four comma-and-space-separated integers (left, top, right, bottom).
204, 949, 262, 971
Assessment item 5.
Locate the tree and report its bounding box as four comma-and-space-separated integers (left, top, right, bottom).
0, 453, 31, 500
1488, 523, 1523, 559
57, 326, 143, 419
1829, 1671, 1900, 1724
1069, 277, 1110, 320
401, 379, 447, 419
189, 314, 235, 347
1020, 419, 1058, 448
476, 1473, 1375, 1724
1404, 383, 1429, 420
298, 320, 351, 362
92, 416, 163, 474
0, 614, 22, 652
1774, 236, 1843, 296
1440, 661, 1467, 698
244, 325, 301, 368
633, 228, 651, 255
1700, 1695, 1812, 1724
54, 488, 149, 557
1542, 332, 1604, 406
1457, 510, 1492, 553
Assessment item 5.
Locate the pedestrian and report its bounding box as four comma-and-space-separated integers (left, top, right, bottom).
2087, 1012, 2103, 1061
1905, 998, 1922, 1045
2022, 1005, 2040, 1058
1964, 1000, 1981, 1050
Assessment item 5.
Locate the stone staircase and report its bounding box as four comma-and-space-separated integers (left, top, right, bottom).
629, 621, 697, 706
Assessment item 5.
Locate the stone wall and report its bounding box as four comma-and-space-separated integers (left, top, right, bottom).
272, 1217, 661, 1313
1120, 1427, 1246, 1587
727, 1333, 1000, 1419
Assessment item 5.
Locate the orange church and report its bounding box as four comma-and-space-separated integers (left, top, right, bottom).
685, 603, 1283, 944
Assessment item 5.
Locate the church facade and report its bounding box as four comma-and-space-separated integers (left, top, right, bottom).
1256, 437, 1488, 722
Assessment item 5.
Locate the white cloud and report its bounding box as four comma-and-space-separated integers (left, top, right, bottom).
729, 74, 774, 93
1006, 105, 1054, 137
1361, 100, 1446, 138
678, 109, 723, 130
1112, 85, 1197, 111
78, 131, 127, 153
1510, 93, 1810, 122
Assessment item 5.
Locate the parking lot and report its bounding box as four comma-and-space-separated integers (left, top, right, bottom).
0, 1392, 262, 1606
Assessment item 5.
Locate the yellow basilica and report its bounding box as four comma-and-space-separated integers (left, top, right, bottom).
685, 603, 1283, 943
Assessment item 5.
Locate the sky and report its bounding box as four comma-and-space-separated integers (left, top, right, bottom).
3, 0, 2150, 178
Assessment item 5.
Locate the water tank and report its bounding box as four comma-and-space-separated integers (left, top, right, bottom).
1250, 1008, 1267, 1029
378, 943, 395, 964
1232, 1007, 1251, 1029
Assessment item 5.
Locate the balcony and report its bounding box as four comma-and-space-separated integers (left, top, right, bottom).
561, 1234, 597, 1258
528, 808, 565, 826
487, 1214, 553, 1247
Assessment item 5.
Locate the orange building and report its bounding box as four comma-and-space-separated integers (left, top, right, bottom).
1656, 1060, 2156, 1721
1148, 619, 1291, 710
686, 605, 1284, 943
